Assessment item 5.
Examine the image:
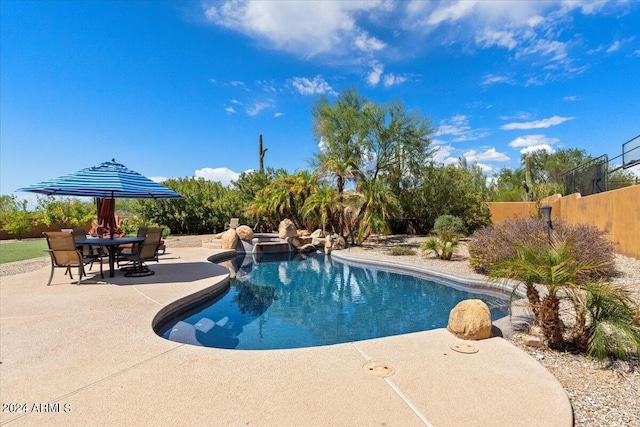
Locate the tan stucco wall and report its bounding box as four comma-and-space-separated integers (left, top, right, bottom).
488, 185, 640, 259
487, 202, 539, 223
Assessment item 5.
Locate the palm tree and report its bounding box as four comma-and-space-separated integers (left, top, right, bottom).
355, 179, 399, 245
301, 185, 342, 233
490, 238, 604, 350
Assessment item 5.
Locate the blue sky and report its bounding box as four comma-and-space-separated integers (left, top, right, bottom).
2, 0, 639, 200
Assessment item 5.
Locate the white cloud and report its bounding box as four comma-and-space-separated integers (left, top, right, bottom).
383, 73, 408, 87
291, 75, 337, 96
509, 134, 559, 148
606, 40, 621, 53
204, 1, 383, 58
256, 80, 278, 93
520, 144, 555, 155
225, 106, 236, 113
195, 167, 247, 187
274, 112, 285, 118
499, 111, 532, 121
476, 28, 518, 50
230, 80, 246, 87
353, 30, 386, 52
149, 176, 169, 183
563, 95, 578, 101
246, 101, 274, 116
474, 162, 495, 174
512, 138, 561, 155
367, 62, 384, 86
501, 115, 574, 130
432, 144, 455, 164
462, 148, 510, 162
482, 74, 514, 85
435, 114, 490, 142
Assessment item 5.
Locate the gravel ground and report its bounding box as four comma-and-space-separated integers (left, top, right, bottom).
2, 233, 639, 426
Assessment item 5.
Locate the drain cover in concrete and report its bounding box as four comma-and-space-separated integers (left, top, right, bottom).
449, 342, 479, 354
363, 361, 395, 377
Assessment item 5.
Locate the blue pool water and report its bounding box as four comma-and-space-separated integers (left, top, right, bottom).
158, 253, 510, 350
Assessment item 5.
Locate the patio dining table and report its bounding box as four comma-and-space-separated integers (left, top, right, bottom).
75, 237, 144, 278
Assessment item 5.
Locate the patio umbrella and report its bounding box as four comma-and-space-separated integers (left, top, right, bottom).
97, 197, 117, 230
18, 159, 184, 234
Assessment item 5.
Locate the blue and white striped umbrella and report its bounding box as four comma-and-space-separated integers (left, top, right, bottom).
17, 159, 184, 199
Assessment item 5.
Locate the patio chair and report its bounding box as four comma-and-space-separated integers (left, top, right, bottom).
43, 231, 104, 285
119, 227, 163, 277
71, 228, 105, 273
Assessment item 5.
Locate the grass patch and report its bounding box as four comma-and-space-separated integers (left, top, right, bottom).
389, 246, 417, 256
0, 239, 48, 264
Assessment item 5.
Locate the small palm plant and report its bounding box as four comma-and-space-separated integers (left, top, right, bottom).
421, 215, 464, 261
421, 228, 460, 260
573, 281, 640, 361
489, 238, 605, 350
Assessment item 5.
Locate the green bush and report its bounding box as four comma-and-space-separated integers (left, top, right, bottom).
433, 214, 467, 235
0, 195, 38, 239
389, 246, 416, 256
468, 218, 616, 279
121, 215, 170, 238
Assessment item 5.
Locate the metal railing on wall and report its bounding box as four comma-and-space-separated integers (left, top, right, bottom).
562, 134, 639, 196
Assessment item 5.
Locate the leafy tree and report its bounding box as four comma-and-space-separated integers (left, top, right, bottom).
490, 168, 527, 202
36, 196, 95, 228
526, 148, 591, 186
133, 177, 241, 234
403, 164, 491, 234
608, 168, 636, 190
0, 195, 36, 239
312, 87, 435, 244
491, 148, 592, 201
311, 87, 367, 194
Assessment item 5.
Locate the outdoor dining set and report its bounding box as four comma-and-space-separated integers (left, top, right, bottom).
17, 159, 185, 286
42, 227, 165, 285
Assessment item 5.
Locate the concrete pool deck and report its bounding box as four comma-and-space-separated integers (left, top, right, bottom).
0, 247, 572, 426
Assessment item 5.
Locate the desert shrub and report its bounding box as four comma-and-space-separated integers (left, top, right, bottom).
469, 218, 616, 279
389, 246, 416, 256
433, 214, 467, 235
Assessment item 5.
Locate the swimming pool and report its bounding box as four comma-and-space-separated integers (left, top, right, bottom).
157, 253, 510, 350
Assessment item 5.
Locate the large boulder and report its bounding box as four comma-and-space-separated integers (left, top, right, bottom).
221, 228, 238, 250
447, 299, 492, 340
235, 225, 254, 241
278, 219, 298, 239
324, 233, 346, 253
310, 229, 326, 238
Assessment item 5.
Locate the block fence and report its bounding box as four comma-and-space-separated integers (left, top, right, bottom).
488, 185, 640, 260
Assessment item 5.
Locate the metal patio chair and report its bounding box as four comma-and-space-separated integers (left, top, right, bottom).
119, 227, 163, 277
43, 231, 104, 285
